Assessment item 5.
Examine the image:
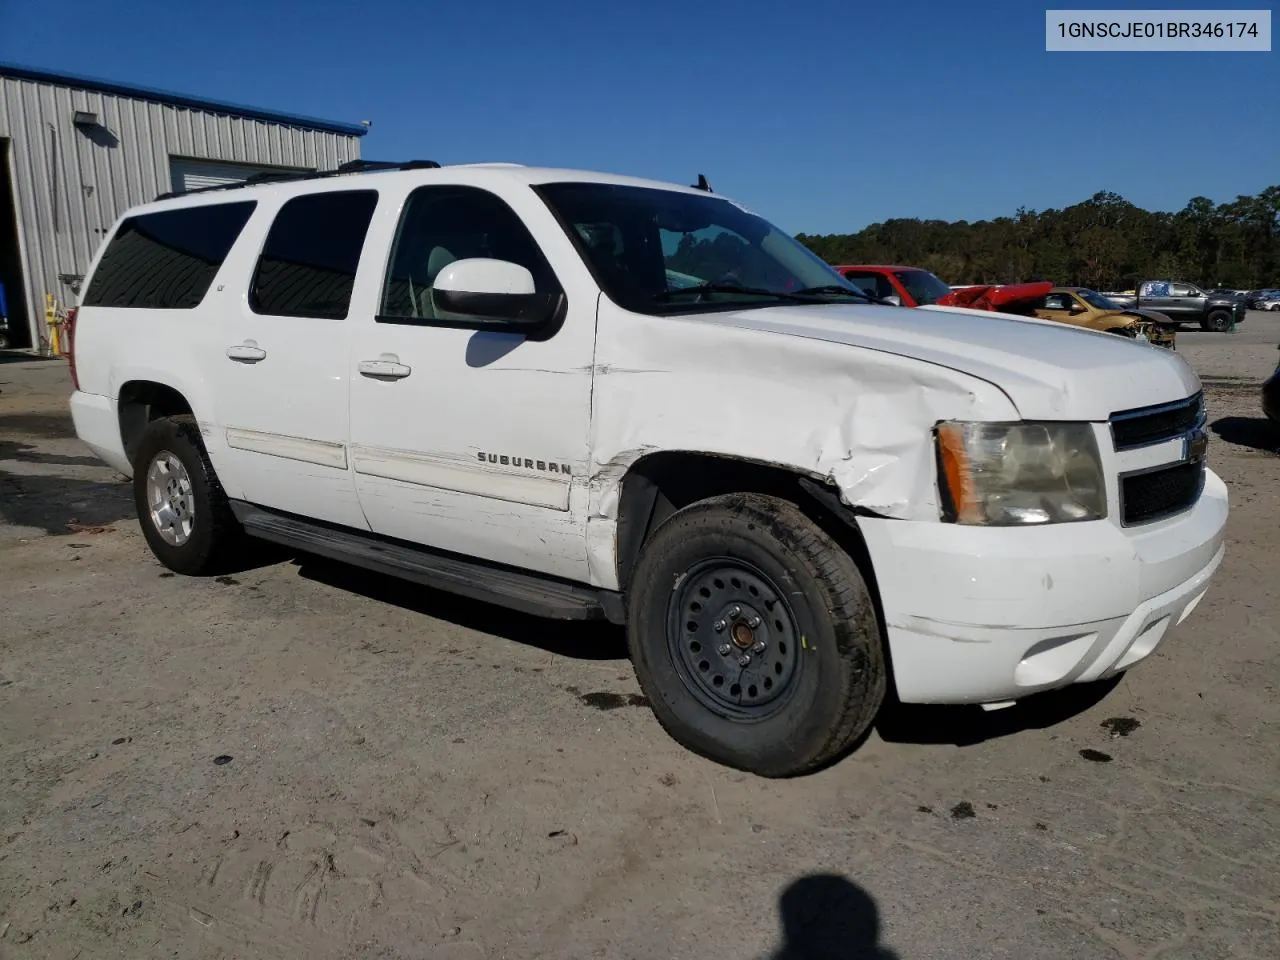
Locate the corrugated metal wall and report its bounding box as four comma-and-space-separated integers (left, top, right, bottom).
0, 74, 362, 350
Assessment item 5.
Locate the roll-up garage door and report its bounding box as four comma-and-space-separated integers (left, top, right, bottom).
169, 158, 311, 193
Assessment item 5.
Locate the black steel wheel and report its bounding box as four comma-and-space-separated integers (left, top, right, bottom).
628, 492, 887, 777
667, 558, 803, 720
1202, 309, 1232, 332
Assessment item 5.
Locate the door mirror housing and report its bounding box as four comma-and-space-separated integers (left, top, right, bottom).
1069, 302, 1087, 313
432, 258, 557, 327
882, 294, 902, 306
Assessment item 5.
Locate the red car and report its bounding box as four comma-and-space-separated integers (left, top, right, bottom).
833, 264, 955, 307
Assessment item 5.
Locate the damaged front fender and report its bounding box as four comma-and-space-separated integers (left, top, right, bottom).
582, 300, 1021, 586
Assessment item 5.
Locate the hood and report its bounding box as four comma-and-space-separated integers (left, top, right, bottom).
697, 303, 1200, 421
1087, 307, 1144, 326
1125, 308, 1176, 326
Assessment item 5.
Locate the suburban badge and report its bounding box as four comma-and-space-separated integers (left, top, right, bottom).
477, 452, 572, 475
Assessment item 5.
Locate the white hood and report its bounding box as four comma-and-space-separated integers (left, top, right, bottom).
697, 302, 1201, 421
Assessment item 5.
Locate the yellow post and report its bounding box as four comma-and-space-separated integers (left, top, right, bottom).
45, 293, 62, 357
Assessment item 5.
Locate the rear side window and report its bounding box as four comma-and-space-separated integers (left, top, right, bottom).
83, 201, 256, 309
250, 190, 379, 319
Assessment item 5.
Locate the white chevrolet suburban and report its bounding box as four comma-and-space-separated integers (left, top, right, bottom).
66, 160, 1228, 776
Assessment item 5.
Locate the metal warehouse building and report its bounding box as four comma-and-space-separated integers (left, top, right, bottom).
0, 63, 367, 351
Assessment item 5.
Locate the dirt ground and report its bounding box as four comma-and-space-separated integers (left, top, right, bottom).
1, 317, 1278, 960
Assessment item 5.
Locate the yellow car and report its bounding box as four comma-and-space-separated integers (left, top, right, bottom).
1035, 287, 1177, 349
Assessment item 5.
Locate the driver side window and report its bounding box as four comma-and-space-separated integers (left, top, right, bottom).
378, 186, 560, 325
839, 272, 897, 300
1042, 293, 1072, 311
1168, 282, 1194, 297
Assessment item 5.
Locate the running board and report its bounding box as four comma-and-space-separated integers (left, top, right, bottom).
230, 502, 625, 624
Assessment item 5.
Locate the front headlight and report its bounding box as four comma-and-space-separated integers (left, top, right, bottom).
935, 421, 1107, 525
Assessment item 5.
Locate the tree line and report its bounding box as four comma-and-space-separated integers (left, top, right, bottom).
795, 187, 1280, 291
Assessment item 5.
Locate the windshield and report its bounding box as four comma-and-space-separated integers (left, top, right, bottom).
892, 269, 952, 305
1077, 288, 1122, 310
534, 182, 864, 313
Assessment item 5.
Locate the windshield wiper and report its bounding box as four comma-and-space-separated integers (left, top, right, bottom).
792, 285, 886, 304
652, 283, 820, 304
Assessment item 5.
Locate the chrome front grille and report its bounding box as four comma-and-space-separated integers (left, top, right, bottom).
1109, 392, 1208, 526
1109, 392, 1205, 450
1119, 459, 1207, 526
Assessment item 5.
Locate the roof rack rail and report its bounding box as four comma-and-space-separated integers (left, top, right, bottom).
152, 158, 441, 202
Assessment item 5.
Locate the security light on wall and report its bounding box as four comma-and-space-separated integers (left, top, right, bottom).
72, 110, 99, 127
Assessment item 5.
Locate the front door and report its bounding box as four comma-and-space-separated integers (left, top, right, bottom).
1164, 282, 1206, 321
347, 181, 596, 581
211, 188, 380, 530
1034, 290, 1080, 327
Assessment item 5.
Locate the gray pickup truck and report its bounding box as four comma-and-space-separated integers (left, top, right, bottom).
1102, 281, 1247, 332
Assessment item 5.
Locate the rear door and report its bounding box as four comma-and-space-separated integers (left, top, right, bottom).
210, 188, 380, 529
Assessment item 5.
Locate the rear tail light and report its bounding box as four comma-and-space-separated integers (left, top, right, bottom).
64, 307, 79, 390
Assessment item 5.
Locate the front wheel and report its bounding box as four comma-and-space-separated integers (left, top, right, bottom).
1201, 310, 1232, 332
627, 493, 887, 777
133, 415, 245, 575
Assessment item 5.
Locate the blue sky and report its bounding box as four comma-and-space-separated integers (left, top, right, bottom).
2, 0, 1276, 234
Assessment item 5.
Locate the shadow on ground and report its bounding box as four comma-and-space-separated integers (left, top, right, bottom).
0, 412, 79, 441
0, 438, 103, 467
295, 556, 629, 661
0, 470, 134, 534
1211, 416, 1279, 454
876, 674, 1124, 747
0, 351, 59, 365
771, 873, 899, 959
292, 553, 1129, 726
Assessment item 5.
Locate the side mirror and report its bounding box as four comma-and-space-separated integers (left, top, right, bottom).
882, 294, 902, 306
432, 258, 556, 326
1069, 302, 1087, 313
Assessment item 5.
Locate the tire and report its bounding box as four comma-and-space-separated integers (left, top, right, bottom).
1201, 310, 1232, 332
627, 493, 886, 777
132, 415, 245, 575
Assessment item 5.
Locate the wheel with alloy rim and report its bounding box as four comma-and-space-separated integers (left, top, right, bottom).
145, 451, 196, 547
628, 492, 887, 777
132, 415, 245, 575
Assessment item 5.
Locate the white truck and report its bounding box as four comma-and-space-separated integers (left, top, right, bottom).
66, 160, 1227, 776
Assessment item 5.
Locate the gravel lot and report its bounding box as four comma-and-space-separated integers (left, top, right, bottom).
2, 315, 1277, 960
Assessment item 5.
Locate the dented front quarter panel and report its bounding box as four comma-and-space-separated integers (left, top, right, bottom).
582, 298, 1206, 589
585, 300, 1020, 550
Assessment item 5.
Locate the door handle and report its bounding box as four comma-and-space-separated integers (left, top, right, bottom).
358, 356, 412, 380
226, 341, 266, 363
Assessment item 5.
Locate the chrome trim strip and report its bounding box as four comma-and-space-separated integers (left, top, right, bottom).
1108, 391, 1205, 451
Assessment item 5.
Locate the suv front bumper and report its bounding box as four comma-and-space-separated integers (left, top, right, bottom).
857, 468, 1228, 704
